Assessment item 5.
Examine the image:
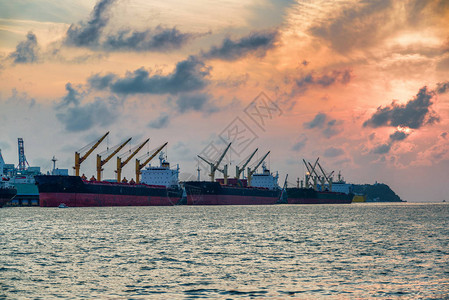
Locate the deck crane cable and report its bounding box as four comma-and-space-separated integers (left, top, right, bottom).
235, 148, 258, 179
116, 138, 149, 182
96, 137, 132, 181
135, 142, 168, 183
74, 132, 109, 177
247, 151, 270, 186
197, 142, 232, 183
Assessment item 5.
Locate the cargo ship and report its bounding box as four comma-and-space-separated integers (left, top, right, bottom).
184, 164, 283, 205
36, 153, 184, 207
286, 187, 353, 204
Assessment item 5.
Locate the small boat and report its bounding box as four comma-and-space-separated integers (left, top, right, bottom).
58, 203, 68, 208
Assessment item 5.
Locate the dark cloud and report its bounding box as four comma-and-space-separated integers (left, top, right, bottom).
148, 113, 170, 129
304, 113, 327, 129
65, 0, 116, 47
389, 130, 409, 141
309, 0, 393, 53
175, 93, 218, 114
55, 83, 120, 132
216, 73, 249, 88
104, 26, 197, 52
292, 140, 307, 151
324, 147, 344, 157
296, 69, 352, 90
201, 30, 278, 61
9, 32, 39, 63
372, 143, 391, 154
104, 56, 210, 95
441, 132, 447, 139
323, 119, 343, 138
56, 83, 82, 108
363, 86, 439, 129
88, 73, 116, 90
304, 113, 343, 138
436, 81, 449, 94
64, 0, 199, 52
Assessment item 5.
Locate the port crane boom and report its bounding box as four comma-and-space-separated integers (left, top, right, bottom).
74, 132, 109, 176
247, 151, 270, 186
303, 158, 319, 189
96, 138, 132, 181
116, 138, 149, 182
317, 161, 334, 191
198, 142, 232, 183
235, 148, 258, 179
135, 142, 168, 183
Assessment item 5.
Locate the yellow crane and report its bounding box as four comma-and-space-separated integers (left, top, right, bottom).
116, 138, 149, 182
74, 132, 109, 177
96, 137, 132, 181
135, 142, 168, 183
197, 143, 232, 183
247, 151, 270, 186
235, 148, 258, 179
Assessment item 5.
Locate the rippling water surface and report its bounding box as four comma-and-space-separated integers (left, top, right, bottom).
1, 203, 448, 299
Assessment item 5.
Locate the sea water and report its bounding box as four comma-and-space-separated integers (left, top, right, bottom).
1, 203, 448, 299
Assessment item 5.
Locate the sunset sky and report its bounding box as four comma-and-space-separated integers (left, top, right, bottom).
1, 0, 448, 202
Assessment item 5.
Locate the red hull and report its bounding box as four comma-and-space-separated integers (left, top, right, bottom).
39, 192, 180, 207
186, 194, 279, 205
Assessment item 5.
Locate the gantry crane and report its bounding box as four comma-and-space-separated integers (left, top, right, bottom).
116, 138, 149, 182
197, 143, 232, 183
17, 138, 29, 171
135, 142, 168, 183
235, 148, 258, 179
96, 138, 132, 181
247, 151, 270, 186
74, 132, 109, 176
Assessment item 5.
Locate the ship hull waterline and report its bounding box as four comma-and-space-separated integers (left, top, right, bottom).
35, 175, 183, 207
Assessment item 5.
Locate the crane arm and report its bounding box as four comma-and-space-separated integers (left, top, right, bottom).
249, 151, 270, 176
102, 138, 131, 166
121, 139, 149, 167
239, 148, 258, 170
79, 132, 109, 164
235, 148, 258, 178
138, 142, 168, 170
303, 159, 312, 174
317, 162, 334, 182
197, 155, 213, 166
308, 162, 320, 178
214, 143, 232, 169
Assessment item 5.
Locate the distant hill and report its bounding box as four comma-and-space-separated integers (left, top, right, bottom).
352, 183, 404, 202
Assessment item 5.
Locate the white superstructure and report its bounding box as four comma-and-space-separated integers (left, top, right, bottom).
331, 182, 353, 194
250, 162, 279, 190
140, 152, 179, 188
